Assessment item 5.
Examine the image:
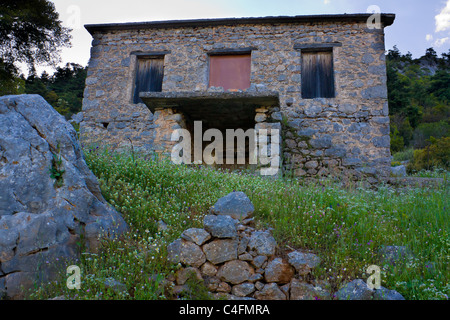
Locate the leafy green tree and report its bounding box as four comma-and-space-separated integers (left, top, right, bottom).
387, 46, 449, 157
0, 0, 71, 92
24, 63, 87, 118
429, 70, 450, 102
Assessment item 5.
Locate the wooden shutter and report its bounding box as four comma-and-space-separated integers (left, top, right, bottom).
301, 51, 335, 99
133, 57, 164, 104
209, 54, 251, 91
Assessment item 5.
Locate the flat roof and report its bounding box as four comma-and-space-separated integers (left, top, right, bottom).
85, 13, 395, 34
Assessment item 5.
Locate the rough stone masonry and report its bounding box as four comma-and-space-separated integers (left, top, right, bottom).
80, 14, 395, 182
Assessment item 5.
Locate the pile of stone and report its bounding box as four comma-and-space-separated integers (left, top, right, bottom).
166, 191, 405, 300
166, 191, 327, 300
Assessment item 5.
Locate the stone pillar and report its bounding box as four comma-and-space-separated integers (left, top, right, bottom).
254, 107, 282, 177
153, 108, 187, 157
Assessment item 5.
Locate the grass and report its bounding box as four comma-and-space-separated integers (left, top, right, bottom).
27, 147, 450, 300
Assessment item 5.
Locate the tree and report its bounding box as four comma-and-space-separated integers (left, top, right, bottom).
424, 48, 438, 62
0, 0, 71, 90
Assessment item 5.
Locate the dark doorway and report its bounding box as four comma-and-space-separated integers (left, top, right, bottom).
301, 50, 335, 99
133, 57, 164, 104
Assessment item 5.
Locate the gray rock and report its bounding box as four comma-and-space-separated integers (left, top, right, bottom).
372, 135, 390, 148
254, 283, 286, 300
361, 85, 388, 99
157, 220, 168, 232
200, 262, 218, 277
231, 282, 255, 297
310, 135, 332, 149
255, 113, 267, 123
238, 253, 253, 261
103, 277, 127, 293
217, 260, 255, 285
271, 112, 282, 121
248, 231, 277, 256
362, 53, 375, 64
203, 215, 237, 238
304, 105, 323, 117
287, 251, 321, 275
373, 286, 405, 300
167, 238, 182, 264
378, 245, 414, 265
368, 65, 386, 75
338, 104, 358, 114
305, 161, 319, 170
335, 279, 373, 300
210, 192, 254, 220
391, 165, 407, 177
232, 282, 256, 297
296, 128, 317, 137
179, 239, 206, 268
70, 112, 84, 124
202, 239, 238, 265
176, 267, 203, 285
252, 255, 268, 268
290, 279, 331, 300
238, 236, 249, 255
264, 258, 295, 284
181, 228, 211, 246
0, 95, 128, 299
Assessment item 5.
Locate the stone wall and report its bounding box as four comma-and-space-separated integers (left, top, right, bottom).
81, 16, 392, 180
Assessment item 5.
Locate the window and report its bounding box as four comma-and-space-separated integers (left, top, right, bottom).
301, 50, 335, 99
133, 57, 164, 104
209, 54, 251, 91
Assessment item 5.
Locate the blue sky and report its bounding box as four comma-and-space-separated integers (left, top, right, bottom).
43, 0, 450, 73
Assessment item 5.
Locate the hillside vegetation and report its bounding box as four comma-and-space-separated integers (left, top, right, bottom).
28, 148, 449, 300
387, 47, 450, 172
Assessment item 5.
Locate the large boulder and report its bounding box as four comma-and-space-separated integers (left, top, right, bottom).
0, 95, 128, 299
210, 191, 254, 220
335, 279, 374, 300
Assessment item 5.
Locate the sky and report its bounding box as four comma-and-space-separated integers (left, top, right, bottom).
38, 0, 450, 74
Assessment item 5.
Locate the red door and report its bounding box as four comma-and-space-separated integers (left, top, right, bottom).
209, 54, 251, 91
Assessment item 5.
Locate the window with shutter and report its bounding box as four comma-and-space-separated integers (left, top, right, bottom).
209, 54, 251, 91
133, 57, 164, 104
301, 50, 335, 99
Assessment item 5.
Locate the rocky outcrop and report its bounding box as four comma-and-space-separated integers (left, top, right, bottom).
167, 191, 406, 300
0, 95, 128, 299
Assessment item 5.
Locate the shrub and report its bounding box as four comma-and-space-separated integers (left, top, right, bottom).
412, 120, 449, 149
393, 148, 414, 162
390, 125, 405, 153
408, 136, 450, 172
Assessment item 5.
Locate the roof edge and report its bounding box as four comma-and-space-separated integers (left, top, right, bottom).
84, 13, 395, 34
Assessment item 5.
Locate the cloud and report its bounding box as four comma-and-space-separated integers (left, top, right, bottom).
434, 37, 450, 47
436, 0, 450, 32
324, 0, 331, 4
426, 34, 434, 41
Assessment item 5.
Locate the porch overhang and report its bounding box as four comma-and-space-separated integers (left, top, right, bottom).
140, 91, 280, 113
140, 91, 279, 129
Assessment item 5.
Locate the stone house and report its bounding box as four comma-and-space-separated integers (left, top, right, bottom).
80, 14, 395, 180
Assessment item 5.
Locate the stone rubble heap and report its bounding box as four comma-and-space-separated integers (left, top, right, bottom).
166, 191, 404, 300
